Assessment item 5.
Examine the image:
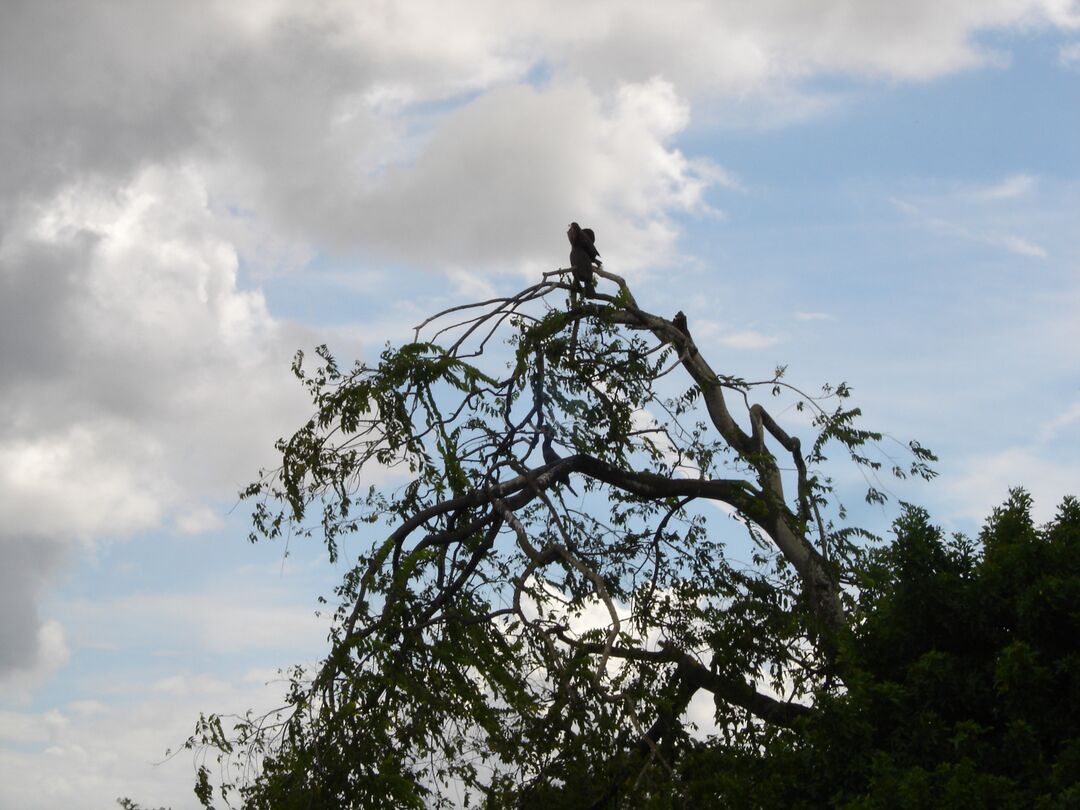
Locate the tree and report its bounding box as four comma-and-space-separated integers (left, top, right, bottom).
117, 799, 173, 810
688, 490, 1080, 808
190, 266, 938, 808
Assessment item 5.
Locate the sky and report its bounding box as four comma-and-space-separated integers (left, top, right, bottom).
1, 1, 1078, 807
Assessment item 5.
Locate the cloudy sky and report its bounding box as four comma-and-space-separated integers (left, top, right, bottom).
1, 1, 1078, 807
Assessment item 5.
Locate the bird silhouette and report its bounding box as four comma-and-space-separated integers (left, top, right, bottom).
567, 222, 601, 294
673, 310, 689, 337
541, 424, 579, 496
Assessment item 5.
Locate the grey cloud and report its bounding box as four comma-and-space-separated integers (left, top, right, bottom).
0, 534, 65, 675
0, 235, 91, 391
216, 77, 718, 273
1, 0, 1077, 695
319, 82, 618, 267
6, 0, 1075, 246
551, 0, 1079, 88
0, 2, 217, 220
0, 167, 315, 680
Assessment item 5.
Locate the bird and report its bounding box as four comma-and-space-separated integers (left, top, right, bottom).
541, 424, 579, 496
673, 311, 689, 337
672, 311, 697, 356
567, 222, 602, 294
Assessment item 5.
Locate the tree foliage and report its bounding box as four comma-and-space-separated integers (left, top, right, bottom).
691, 490, 1080, 808
188, 265, 1080, 809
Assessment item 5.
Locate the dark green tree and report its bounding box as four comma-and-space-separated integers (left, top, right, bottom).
189, 267, 939, 808
684, 490, 1080, 808
117, 799, 173, 810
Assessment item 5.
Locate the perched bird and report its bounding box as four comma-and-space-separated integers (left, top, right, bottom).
673, 310, 689, 337
567, 222, 602, 294
672, 310, 696, 355
541, 424, 579, 496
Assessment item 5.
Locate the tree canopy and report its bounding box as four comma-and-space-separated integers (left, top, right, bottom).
683, 490, 1080, 808
188, 267, 1078, 808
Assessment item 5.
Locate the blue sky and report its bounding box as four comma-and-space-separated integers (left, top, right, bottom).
2, 3, 1079, 807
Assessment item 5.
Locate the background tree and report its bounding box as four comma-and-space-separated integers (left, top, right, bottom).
190, 265, 942, 808
690, 490, 1080, 808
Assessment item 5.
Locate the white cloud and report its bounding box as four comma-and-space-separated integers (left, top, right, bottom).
0, 429, 167, 540
0, 573, 332, 806
945, 447, 1080, 524
718, 330, 783, 350
62, 585, 331, 658
0, 166, 313, 679
174, 506, 225, 536
683, 316, 783, 351
1059, 39, 1080, 66
890, 197, 920, 216
533, 0, 1080, 90
0, 709, 53, 745
891, 194, 1048, 259
0, 668, 290, 810
1040, 400, 1080, 440
446, 267, 499, 300
966, 173, 1037, 201
994, 233, 1048, 258
5, 1, 1076, 269
252, 76, 721, 274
